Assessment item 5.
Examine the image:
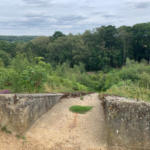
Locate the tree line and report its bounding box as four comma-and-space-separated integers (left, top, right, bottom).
0, 36, 37, 42
0, 22, 150, 71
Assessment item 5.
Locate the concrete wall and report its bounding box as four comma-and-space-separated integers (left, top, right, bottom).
0, 93, 63, 135
104, 96, 150, 150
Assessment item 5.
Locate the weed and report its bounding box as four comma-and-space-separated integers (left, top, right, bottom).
1, 126, 12, 134
16, 135, 21, 139
22, 136, 26, 140
16, 135, 27, 140
80, 94, 83, 100
1, 126, 7, 131
5, 130, 12, 134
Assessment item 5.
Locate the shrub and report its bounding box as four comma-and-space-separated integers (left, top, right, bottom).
104, 72, 120, 90
20, 65, 48, 93
44, 75, 89, 93
139, 72, 150, 88
0, 68, 22, 92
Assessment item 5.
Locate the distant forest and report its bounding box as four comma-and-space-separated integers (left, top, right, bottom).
0, 36, 37, 42
0, 22, 150, 71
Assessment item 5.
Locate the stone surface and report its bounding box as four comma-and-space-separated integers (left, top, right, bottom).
0, 93, 63, 135
104, 96, 150, 150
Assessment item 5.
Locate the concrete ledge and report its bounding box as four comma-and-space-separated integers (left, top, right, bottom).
0, 93, 63, 135
104, 96, 150, 150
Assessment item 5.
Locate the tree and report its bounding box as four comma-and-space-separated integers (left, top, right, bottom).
0, 50, 11, 67
132, 23, 150, 62
71, 35, 90, 65
32, 36, 49, 58
118, 26, 133, 65
52, 31, 65, 41
46, 36, 69, 64
0, 58, 5, 68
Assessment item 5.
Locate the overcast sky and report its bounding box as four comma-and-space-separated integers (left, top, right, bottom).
0, 0, 150, 36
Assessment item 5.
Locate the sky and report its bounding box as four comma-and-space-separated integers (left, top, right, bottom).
0, 0, 150, 36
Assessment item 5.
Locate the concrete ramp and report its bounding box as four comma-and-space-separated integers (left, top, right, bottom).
26, 93, 107, 150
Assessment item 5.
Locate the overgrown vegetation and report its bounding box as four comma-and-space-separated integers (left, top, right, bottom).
0, 23, 150, 71
100, 58, 150, 102
0, 53, 92, 93
1, 51, 150, 103
0, 22, 150, 102
69, 105, 93, 114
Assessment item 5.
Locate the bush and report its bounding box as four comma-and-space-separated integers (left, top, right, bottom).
20, 65, 48, 93
0, 68, 22, 92
44, 75, 89, 93
118, 60, 148, 82
103, 72, 120, 90
139, 72, 150, 88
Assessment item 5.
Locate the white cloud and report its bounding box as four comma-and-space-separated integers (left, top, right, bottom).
0, 0, 149, 35
125, 0, 150, 8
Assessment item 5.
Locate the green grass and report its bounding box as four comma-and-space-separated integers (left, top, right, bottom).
69, 105, 93, 114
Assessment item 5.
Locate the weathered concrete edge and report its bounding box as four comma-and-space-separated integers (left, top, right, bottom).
0, 93, 64, 135
0, 93, 63, 101
103, 96, 150, 150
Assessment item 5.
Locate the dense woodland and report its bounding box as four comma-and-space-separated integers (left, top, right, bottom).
0, 22, 150, 72
0, 22, 150, 102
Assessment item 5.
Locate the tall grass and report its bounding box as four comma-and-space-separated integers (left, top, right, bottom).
104, 80, 150, 102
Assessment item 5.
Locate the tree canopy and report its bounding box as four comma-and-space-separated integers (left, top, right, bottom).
0, 22, 150, 71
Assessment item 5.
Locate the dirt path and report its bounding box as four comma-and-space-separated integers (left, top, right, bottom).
26, 93, 107, 150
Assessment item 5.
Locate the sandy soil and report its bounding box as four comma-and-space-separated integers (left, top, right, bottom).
0, 130, 47, 150
26, 93, 107, 150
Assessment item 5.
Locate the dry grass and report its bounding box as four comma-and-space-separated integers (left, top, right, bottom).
43, 83, 75, 93
104, 81, 150, 102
